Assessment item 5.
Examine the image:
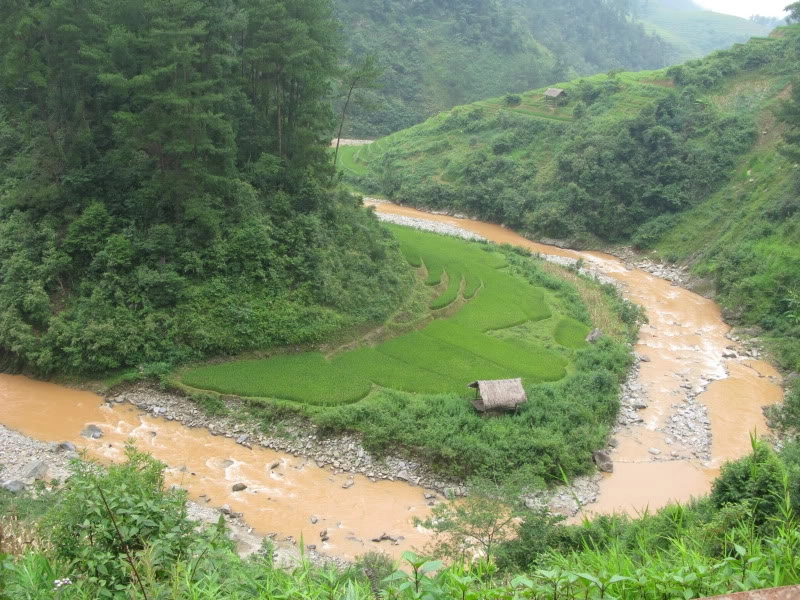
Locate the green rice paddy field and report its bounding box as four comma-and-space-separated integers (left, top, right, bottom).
182, 226, 590, 405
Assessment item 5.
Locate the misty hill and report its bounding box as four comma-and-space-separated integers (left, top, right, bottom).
636, 0, 773, 61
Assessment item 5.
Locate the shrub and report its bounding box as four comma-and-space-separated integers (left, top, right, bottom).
710, 438, 786, 525
45, 445, 227, 596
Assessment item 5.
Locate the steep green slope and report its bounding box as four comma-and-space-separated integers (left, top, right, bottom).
335, 0, 675, 137
637, 0, 772, 62
654, 81, 800, 370
342, 27, 800, 370
0, 0, 412, 376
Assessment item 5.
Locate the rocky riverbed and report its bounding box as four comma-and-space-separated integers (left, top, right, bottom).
111, 386, 467, 499
0, 423, 303, 563
374, 211, 487, 242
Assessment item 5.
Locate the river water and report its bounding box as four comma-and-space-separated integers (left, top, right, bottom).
0, 201, 783, 560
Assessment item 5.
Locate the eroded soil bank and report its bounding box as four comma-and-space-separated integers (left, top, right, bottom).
0, 201, 784, 561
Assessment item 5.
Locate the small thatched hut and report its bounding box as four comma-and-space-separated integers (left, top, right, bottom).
544, 88, 568, 104
468, 379, 527, 414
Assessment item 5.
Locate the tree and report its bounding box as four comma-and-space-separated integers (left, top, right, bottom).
416, 483, 523, 563
786, 2, 800, 23
332, 54, 383, 170
46, 445, 228, 594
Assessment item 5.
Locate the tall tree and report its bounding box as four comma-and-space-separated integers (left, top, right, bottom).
332, 54, 383, 170
787, 2, 800, 23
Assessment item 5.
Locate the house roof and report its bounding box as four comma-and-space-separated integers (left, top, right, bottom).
468, 378, 527, 411
544, 87, 566, 98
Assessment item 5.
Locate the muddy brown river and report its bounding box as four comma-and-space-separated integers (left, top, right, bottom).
0, 201, 783, 560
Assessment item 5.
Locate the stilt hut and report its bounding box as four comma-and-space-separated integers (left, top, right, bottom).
544, 88, 568, 105
468, 379, 527, 414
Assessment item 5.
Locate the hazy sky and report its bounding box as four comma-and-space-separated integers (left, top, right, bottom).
695, 0, 791, 18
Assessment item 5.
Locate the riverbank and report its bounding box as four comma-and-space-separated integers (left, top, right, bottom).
110, 384, 464, 498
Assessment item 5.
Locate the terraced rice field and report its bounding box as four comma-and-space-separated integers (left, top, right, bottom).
182, 227, 588, 405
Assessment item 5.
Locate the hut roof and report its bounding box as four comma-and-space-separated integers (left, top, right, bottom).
468, 378, 527, 412
544, 87, 566, 98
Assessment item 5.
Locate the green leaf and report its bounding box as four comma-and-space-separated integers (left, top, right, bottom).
419, 560, 443, 575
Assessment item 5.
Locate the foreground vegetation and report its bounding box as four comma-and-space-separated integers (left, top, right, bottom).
3, 437, 800, 599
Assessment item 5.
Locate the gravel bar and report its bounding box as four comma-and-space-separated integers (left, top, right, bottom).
375, 212, 486, 241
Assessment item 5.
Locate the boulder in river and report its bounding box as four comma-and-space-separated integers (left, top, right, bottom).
81, 424, 103, 439
592, 450, 614, 473
55, 441, 76, 453
232, 482, 247, 492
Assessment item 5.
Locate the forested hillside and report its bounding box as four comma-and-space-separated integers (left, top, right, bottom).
335, 0, 674, 136
342, 25, 800, 373
0, 0, 411, 375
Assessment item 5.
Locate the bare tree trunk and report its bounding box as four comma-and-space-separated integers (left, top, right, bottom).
331, 82, 356, 179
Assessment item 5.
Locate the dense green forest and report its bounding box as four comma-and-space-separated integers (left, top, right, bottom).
335, 0, 675, 136
342, 25, 800, 373
0, 0, 411, 375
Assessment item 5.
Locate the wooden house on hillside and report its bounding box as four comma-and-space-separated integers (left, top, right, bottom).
468, 379, 527, 414
544, 88, 568, 105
